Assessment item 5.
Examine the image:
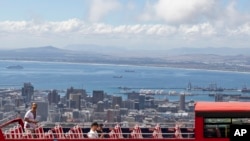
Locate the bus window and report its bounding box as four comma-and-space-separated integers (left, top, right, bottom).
205, 118, 231, 124
232, 118, 250, 124
204, 118, 231, 138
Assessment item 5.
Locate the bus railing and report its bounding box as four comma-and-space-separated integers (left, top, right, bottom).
3, 132, 195, 139
0, 118, 195, 140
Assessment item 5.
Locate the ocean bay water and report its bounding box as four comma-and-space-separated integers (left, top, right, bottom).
0, 60, 250, 101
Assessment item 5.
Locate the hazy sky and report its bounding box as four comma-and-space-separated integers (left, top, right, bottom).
0, 0, 250, 50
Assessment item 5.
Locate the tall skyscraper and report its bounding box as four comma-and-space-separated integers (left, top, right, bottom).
92, 90, 104, 104
179, 94, 185, 111
139, 94, 145, 110
66, 87, 87, 100
112, 96, 122, 108
35, 101, 48, 121
22, 83, 34, 103
69, 94, 81, 110
48, 90, 60, 105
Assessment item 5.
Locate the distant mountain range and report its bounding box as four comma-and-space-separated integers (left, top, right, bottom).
16, 46, 69, 53
1, 45, 249, 58
0, 45, 249, 64
65, 44, 250, 57
1, 45, 250, 72
167, 47, 250, 56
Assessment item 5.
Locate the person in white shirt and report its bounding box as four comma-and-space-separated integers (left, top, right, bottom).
87, 122, 100, 138
24, 103, 39, 133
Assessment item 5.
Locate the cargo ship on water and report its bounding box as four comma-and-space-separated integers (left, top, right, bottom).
202, 83, 224, 92
113, 75, 123, 78
6, 65, 23, 69
241, 84, 250, 93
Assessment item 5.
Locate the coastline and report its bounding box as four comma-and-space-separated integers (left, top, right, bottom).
1, 59, 250, 75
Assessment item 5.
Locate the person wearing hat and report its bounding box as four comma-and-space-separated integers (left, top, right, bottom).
87, 122, 100, 138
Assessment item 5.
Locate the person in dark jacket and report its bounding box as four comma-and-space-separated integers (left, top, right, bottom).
97, 123, 105, 138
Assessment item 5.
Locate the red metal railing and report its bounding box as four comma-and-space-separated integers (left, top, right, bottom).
0, 118, 195, 141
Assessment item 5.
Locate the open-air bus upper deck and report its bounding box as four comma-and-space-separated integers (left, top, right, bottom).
0, 101, 250, 141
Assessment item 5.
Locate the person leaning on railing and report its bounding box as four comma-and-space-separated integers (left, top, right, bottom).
24, 103, 39, 134
97, 123, 107, 138
87, 122, 104, 138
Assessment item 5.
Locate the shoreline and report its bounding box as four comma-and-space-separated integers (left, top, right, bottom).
1, 59, 250, 75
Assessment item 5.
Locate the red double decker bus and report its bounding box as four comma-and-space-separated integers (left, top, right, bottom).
0, 101, 249, 141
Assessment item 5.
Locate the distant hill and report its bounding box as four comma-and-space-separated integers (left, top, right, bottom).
64, 44, 131, 57
0, 46, 115, 62
11, 46, 71, 55
167, 47, 250, 55
15, 46, 67, 52
65, 44, 250, 56
0, 46, 81, 62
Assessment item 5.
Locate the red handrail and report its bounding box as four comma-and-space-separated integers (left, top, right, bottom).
0, 118, 24, 141
0, 118, 24, 129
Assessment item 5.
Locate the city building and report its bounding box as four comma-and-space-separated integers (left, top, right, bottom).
21, 83, 34, 103
106, 109, 114, 122
49, 112, 61, 122
120, 108, 128, 115
179, 94, 185, 111
72, 110, 80, 119
92, 112, 106, 122
103, 99, 111, 109
15, 96, 24, 107
134, 102, 139, 110
139, 94, 145, 110
34, 101, 49, 121
112, 96, 122, 108
122, 100, 135, 109
67, 100, 76, 109
66, 87, 87, 100
48, 90, 60, 105
0, 83, 198, 127
92, 90, 104, 104
127, 91, 139, 100
69, 93, 81, 110
3, 103, 15, 112
96, 101, 104, 112
145, 96, 155, 108
107, 109, 121, 122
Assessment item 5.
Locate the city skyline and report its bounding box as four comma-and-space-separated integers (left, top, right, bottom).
0, 0, 250, 50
